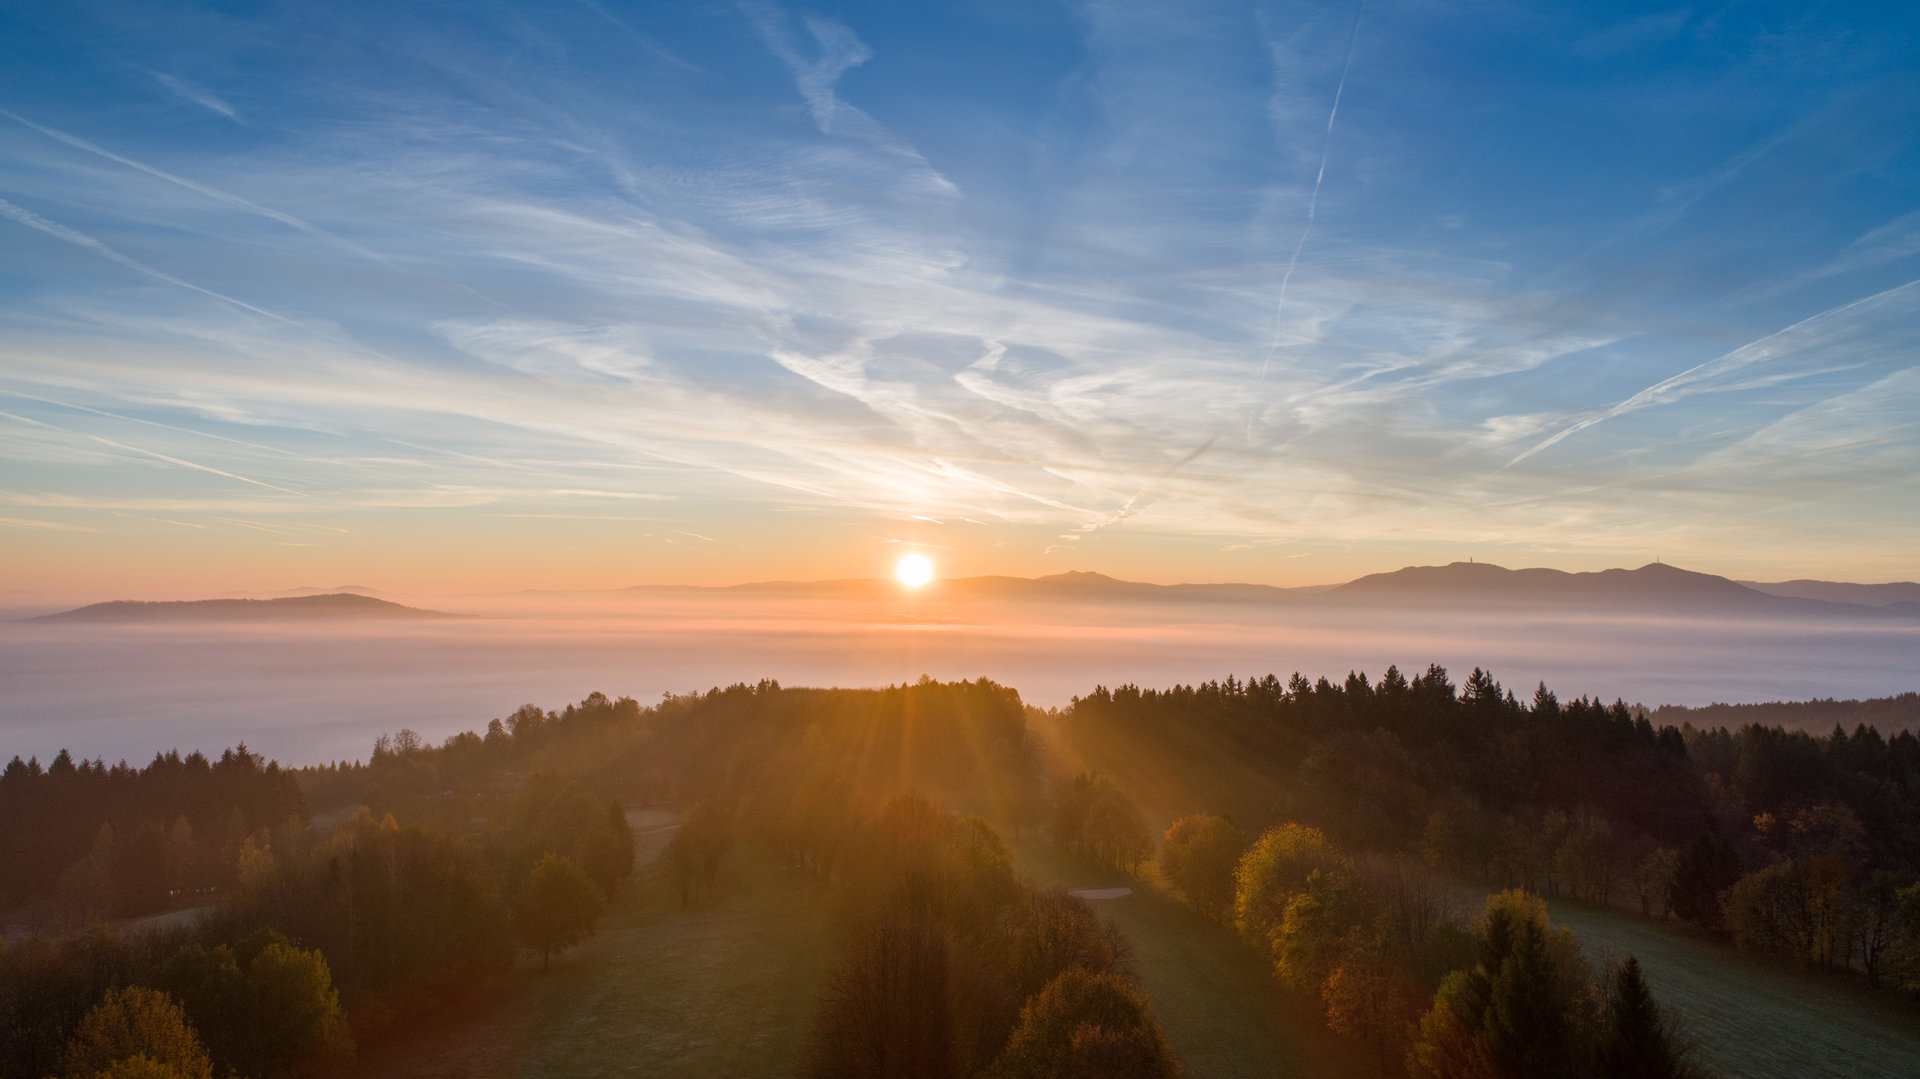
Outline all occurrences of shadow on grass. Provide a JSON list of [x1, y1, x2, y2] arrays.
[[1537, 896, 1920, 1079], [353, 808, 836, 1079]]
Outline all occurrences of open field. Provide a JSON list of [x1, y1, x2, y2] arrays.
[[355, 809, 1920, 1079], [354, 808, 836, 1079], [1012, 839, 1379, 1079], [1539, 897, 1920, 1079], [360, 817, 1372, 1078]]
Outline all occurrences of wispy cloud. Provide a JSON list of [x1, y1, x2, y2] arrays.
[[746, 7, 872, 136], [0, 196, 294, 324], [2, 110, 389, 264], [1510, 278, 1920, 466], [0, 0, 1916, 581], [151, 73, 239, 121]]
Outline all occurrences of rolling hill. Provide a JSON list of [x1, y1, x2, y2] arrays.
[[28, 593, 461, 623]]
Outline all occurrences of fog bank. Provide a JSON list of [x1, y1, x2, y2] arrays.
[[3, 592, 1915, 765]]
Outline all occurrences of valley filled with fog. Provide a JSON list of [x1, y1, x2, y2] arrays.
[[4, 589, 1915, 765]]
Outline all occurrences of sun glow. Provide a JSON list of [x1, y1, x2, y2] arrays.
[[895, 552, 935, 589]]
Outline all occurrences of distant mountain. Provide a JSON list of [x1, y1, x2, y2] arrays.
[[534, 563, 1913, 621], [1330, 561, 1886, 618], [29, 593, 461, 623], [1741, 579, 1920, 608]]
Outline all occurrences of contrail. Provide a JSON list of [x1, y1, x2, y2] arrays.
[[1247, 0, 1365, 439], [4, 109, 514, 311], [1506, 276, 1920, 467], [1, 109, 390, 265], [0, 196, 296, 325]]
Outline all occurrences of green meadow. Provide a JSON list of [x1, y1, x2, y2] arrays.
[[1540, 897, 1920, 1079]]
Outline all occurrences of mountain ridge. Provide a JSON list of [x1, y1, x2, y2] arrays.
[[1330, 561, 1888, 618], [27, 593, 461, 624], [609, 561, 1909, 620], [37, 564, 1916, 623]]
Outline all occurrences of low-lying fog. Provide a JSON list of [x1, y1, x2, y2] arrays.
[[3, 590, 1916, 766]]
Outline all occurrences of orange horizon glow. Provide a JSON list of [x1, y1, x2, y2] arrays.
[[9, 514, 1912, 611]]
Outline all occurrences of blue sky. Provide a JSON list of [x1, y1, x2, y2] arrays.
[[1, 0, 1917, 596]]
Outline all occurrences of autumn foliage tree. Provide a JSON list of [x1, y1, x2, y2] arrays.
[[1233, 823, 1346, 943], [1321, 931, 1427, 1072], [58, 987, 212, 1079], [990, 968, 1180, 1079], [1159, 814, 1243, 919]]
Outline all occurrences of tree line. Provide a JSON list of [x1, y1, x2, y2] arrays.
[[1154, 813, 1703, 1076], [0, 702, 642, 1077], [1056, 667, 1920, 999], [0, 677, 1041, 1077], [9, 668, 1919, 1076], [0, 746, 300, 920]]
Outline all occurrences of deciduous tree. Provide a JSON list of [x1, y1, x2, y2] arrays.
[[991, 968, 1179, 1079], [1159, 814, 1243, 919], [514, 853, 605, 968], [59, 987, 211, 1079]]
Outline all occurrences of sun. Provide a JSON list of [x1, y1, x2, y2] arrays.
[[895, 552, 935, 589]]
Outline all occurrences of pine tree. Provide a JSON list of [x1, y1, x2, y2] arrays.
[[1597, 957, 1691, 1079]]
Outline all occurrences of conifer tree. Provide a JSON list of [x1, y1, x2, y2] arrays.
[[1597, 957, 1694, 1079]]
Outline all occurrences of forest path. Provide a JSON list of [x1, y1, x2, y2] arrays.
[[1537, 896, 1920, 1079], [1011, 838, 1380, 1079]]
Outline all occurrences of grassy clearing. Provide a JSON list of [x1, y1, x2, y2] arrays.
[[353, 808, 836, 1079], [1537, 898, 1920, 1079], [1011, 838, 1379, 1079]]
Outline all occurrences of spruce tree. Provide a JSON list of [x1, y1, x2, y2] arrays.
[[1597, 957, 1686, 1079]]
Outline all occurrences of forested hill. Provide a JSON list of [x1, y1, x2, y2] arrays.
[[1652, 693, 1920, 735], [28, 593, 459, 622]]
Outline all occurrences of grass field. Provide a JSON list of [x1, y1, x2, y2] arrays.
[[353, 810, 1920, 1079], [354, 808, 837, 1079], [1011, 839, 1380, 1079], [360, 818, 1378, 1078], [1534, 897, 1920, 1079]]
